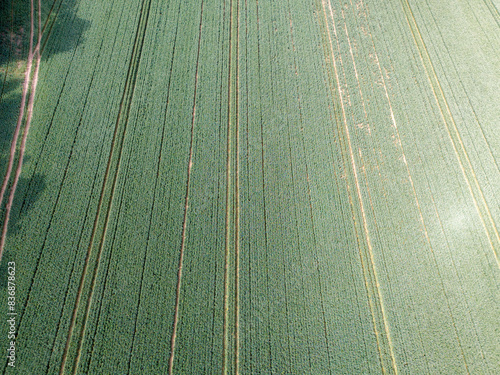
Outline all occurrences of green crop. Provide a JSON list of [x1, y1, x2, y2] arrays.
[[0, 0, 498, 373]]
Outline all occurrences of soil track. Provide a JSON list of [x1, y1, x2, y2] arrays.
[[0, 0, 41, 260]]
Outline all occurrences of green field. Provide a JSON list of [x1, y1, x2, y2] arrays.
[[0, 0, 499, 373]]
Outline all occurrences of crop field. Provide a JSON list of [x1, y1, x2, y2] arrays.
[[0, 0, 498, 374]]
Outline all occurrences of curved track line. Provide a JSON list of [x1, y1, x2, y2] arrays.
[[355, 1, 487, 371], [421, 0, 500, 174], [70, 5, 153, 372], [40, 0, 65, 54], [348, 1, 433, 366], [36, 2, 121, 372], [168, 2, 204, 373], [383, 45, 490, 368], [70, 13, 152, 375], [359, 3, 471, 370], [399, 0, 500, 267], [343, 4, 409, 371], [482, 0, 500, 28]]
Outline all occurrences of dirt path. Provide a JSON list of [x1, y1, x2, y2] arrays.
[[0, 0, 42, 260]]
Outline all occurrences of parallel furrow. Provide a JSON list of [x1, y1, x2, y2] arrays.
[[167, 1, 204, 373], [223, 0, 240, 372], [59, 1, 154, 373], [317, 0, 398, 373]]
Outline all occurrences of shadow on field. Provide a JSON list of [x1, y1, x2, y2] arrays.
[[0, 0, 88, 244], [0, 249, 13, 292], [0, 160, 45, 285], [1, 0, 91, 65], [1, 0, 91, 163], [5, 171, 46, 234]]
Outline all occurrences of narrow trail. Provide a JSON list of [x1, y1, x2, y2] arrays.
[[0, 1, 108, 373], [0, 0, 41, 260], [0, 0, 64, 278], [0, 0, 36, 241], [167, 2, 205, 373], [2, 0, 497, 373], [222, 0, 240, 372], [1, 2, 42, 252], [234, 0, 241, 370], [58, 1, 154, 373], [36, 2, 121, 373]]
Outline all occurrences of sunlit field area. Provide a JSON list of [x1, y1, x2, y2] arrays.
[[0, 0, 498, 373]]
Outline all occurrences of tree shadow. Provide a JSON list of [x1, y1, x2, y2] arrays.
[[0, 169, 45, 287], [1, 0, 91, 65], [39, 0, 92, 61], [0, 88, 23, 174], [0, 0, 89, 251], [0, 0, 29, 67], [5, 171, 46, 236]]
